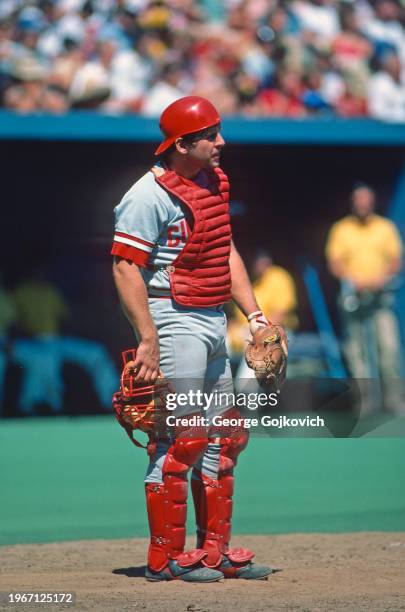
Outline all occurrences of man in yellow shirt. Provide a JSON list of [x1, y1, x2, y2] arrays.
[[231, 251, 297, 331], [326, 184, 404, 412]]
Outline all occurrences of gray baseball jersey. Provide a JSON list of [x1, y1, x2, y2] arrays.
[[112, 167, 197, 298]]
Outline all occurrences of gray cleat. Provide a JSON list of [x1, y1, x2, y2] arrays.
[[145, 560, 224, 582], [219, 557, 273, 580]]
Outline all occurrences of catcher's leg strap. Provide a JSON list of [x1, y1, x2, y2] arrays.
[[191, 408, 251, 568], [146, 430, 208, 572]]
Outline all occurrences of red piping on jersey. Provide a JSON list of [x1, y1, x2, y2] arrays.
[[114, 231, 154, 249], [111, 241, 149, 267], [153, 166, 232, 308]]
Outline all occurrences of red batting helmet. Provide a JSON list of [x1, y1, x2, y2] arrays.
[[154, 96, 221, 156]]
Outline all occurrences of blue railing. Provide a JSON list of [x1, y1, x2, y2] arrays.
[[1, 111, 405, 145]]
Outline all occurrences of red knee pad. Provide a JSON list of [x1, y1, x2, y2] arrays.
[[218, 429, 249, 471], [213, 408, 249, 473], [163, 434, 208, 476]]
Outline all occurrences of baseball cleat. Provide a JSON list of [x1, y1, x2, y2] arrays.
[[218, 557, 273, 580], [145, 560, 224, 582]]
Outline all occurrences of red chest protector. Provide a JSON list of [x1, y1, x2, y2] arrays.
[[153, 166, 232, 308]]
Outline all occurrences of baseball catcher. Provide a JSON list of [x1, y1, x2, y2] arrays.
[[111, 96, 288, 582]]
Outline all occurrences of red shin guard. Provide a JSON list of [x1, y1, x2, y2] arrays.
[[146, 432, 208, 572], [191, 471, 233, 567], [191, 410, 253, 568]]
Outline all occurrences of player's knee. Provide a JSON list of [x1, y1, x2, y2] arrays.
[[163, 435, 208, 475], [174, 436, 209, 465], [220, 428, 249, 465], [216, 407, 249, 472]]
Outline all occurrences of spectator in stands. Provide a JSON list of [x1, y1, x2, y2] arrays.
[[141, 61, 188, 116], [0, 16, 19, 79], [1, 0, 405, 119], [4, 54, 68, 112], [332, 4, 373, 71], [258, 67, 307, 116], [291, 0, 340, 41], [362, 0, 405, 60], [301, 68, 332, 113], [240, 25, 276, 87], [106, 34, 155, 110], [14, 6, 48, 65], [232, 69, 261, 116], [335, 78, 368, 117], [325, 183, 404, 413], [189, 33, 239, 114], [332, 2, 372, 96], [368, 51, 405, 122], [49, 38, 84, 93], [314, 50, 345, 107]]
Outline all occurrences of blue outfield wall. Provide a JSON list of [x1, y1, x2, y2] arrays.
[[1, 110, 405, 145]]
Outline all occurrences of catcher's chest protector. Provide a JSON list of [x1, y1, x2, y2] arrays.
[[154, 167, 232, 307]]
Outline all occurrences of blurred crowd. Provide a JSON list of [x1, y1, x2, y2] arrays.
[[1, 0, 405, 120]]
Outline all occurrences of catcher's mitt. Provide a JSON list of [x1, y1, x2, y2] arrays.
[[113, 349, 171, 448], [245, 325, 288, 390]]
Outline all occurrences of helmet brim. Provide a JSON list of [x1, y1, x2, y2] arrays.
[[154, 136, 177, 156], [154, 120, 221, 156]]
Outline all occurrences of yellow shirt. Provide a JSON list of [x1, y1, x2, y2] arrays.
[[325, 214, 403, 284], [12, 281, 68, 336], [235, 265, 298, 329]]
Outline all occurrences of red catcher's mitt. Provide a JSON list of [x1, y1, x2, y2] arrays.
[[113, 349, 172, 448], [245, 325, 288, 390]]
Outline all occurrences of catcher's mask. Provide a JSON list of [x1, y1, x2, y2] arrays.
[[113, 349, 172, 449], [120, 348, 158, 402]]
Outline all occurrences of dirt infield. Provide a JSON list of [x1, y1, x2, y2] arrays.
[[1, 533, 405, 612]]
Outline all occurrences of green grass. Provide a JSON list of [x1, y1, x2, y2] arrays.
[[1, 416, 404, 546]]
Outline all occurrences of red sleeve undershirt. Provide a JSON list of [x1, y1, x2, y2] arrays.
[[111, 242, 149, 267]]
